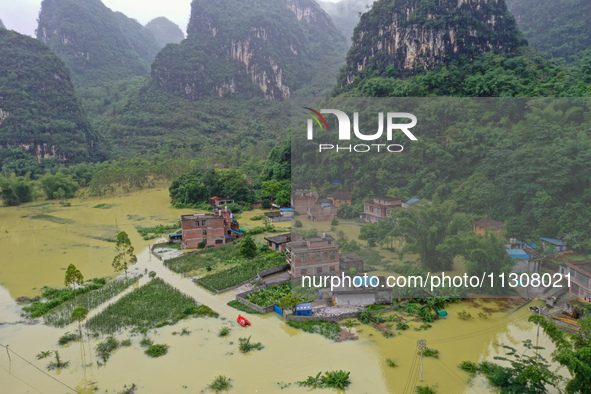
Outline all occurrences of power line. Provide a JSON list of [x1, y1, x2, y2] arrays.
[[403, 347, 418, 394], [0, 344, 78, 393]]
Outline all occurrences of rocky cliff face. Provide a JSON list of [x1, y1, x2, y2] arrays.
[[37, 0, 160, 87], [340, 0, 524, 85], [0, 29, 103, 163], [151, 0, 347, 101]]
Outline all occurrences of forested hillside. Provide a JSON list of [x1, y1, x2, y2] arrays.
[[37, 0, 160, 88], [0, 29, 104, 167], [291, 0, 591, 247], [506, 0, 591, 60], [145, 17, 185, 49]]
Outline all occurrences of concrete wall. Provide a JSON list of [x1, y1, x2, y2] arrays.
[[284, 304, 403, 322]]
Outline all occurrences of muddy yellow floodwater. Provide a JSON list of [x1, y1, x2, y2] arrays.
[[0, 189, 568, 393]]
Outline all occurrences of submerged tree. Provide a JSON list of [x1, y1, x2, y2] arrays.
[[112, 231, 137, 277], [64, 264, 84, 297]]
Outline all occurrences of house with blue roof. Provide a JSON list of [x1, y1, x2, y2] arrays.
[[540, 238, 568, 253], [506, 249, 540, 273]]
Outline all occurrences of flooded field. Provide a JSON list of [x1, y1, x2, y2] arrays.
[[0, 189, 567, 393]]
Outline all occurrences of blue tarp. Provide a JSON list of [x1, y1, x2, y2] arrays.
[[295, 303, 313, 316], [321, 203, 331, 208], [506, 249, 530, 259], [406, 198, 420, 204], [230, 229, 241, 235]]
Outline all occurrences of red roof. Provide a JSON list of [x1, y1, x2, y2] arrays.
[[211, 196, 222, 200]]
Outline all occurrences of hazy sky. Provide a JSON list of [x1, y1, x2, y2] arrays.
[[1, 0, 341, 37]]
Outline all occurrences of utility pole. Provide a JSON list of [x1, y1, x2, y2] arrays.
[[417, 339, 427, 382]]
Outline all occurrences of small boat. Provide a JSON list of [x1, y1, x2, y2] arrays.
[[528, 306, 540, 313], [237, 315, 251, 327]]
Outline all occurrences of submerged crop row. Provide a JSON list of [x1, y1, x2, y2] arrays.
[[43, 276, 141, 327], [85, 278, 218, 334]]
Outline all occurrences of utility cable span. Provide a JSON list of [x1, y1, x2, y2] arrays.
[[0, 344, 78, 393]]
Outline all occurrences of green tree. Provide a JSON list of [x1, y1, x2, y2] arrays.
[[239, 235, 258, 258], [529, 314, 591, 393], [392, 202, 470, 271], [71, 306, 87, 338], [64, 264, 84, 299], [112, 231, 137, 277]]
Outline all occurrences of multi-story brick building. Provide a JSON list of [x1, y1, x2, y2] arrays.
[[363, 196, 402, 223], [286, 235, 340, 277], [307, 204, 337, 222], [180, 206, 243, 249], [565, 261, 591, 301], [291, 191, 319, 214]]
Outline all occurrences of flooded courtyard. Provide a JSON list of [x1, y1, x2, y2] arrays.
[[0, 189, 566, 393]]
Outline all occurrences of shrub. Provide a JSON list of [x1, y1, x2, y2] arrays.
[[219, 326, 231, 337], [421, 348, 439, 359], [46, 351, 69, 370], [198, 242, 206, 249], [58, 332, 80, 346], [261, 199, 271, 209], [209, 375, 232, 392], [416, 385, 437, 394], [238, 336, 264, 353], [96, 336, 120, 361], [140, 338, 153, 348], [145, 344, 169, 358], [297, 370, 351, 389], [458, 310, 473, 320], [120, 339, 132, 347], [386, 358, 397, 368], [331, 219, 339, 226], [294, 220, 303, 228]]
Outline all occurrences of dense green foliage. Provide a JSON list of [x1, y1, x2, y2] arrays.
[[0, 174, 35, 206], [22, 278, 107, 318], [144, 17, 185, 49], [529, 314, 591, 393], [37, 0, 159, 88], [287, 321, 341, 341], [297, 370, 351, 389], [85, 278, 217, 333], [169, 168, 254, 207], [245, 283, 292, 307], [294, 95, 591, 248], [0, 29, 103, 165], [506, 0, 591, 60], [460, 340, 561, 393], [339, 49, 591, 97]]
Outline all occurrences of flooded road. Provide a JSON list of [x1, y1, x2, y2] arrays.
[[0, 189, 567, 393]]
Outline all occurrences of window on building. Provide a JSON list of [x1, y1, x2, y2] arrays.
[[202, 229, 207, 236], [202, 220, 207, 226], [194, 221, 200, 227], [316, 254, 322, 261], [316, 267, 322, 274], [302, 255, 307, 263], [275, 244, 279, 251], [330, 253, 335, 260], [215, 239, 223, 244], [329, 266, 336, 272], [301, 268, 307, 275], [575, 270, 589, 284]]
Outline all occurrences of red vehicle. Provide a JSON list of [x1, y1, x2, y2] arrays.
[[237, 315, 251, 327]]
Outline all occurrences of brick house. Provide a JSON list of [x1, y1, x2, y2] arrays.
[[363, 196, 402, 223], [307, 204, 337, 222], [565, 261, 591, 301], [332, 191, 352, 208], [286, 235, 340, 277], [474, 218, 505, 238], [264, 232, 302, 253], [291, 191, 319, 214], [180, 206, 243, 249]]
